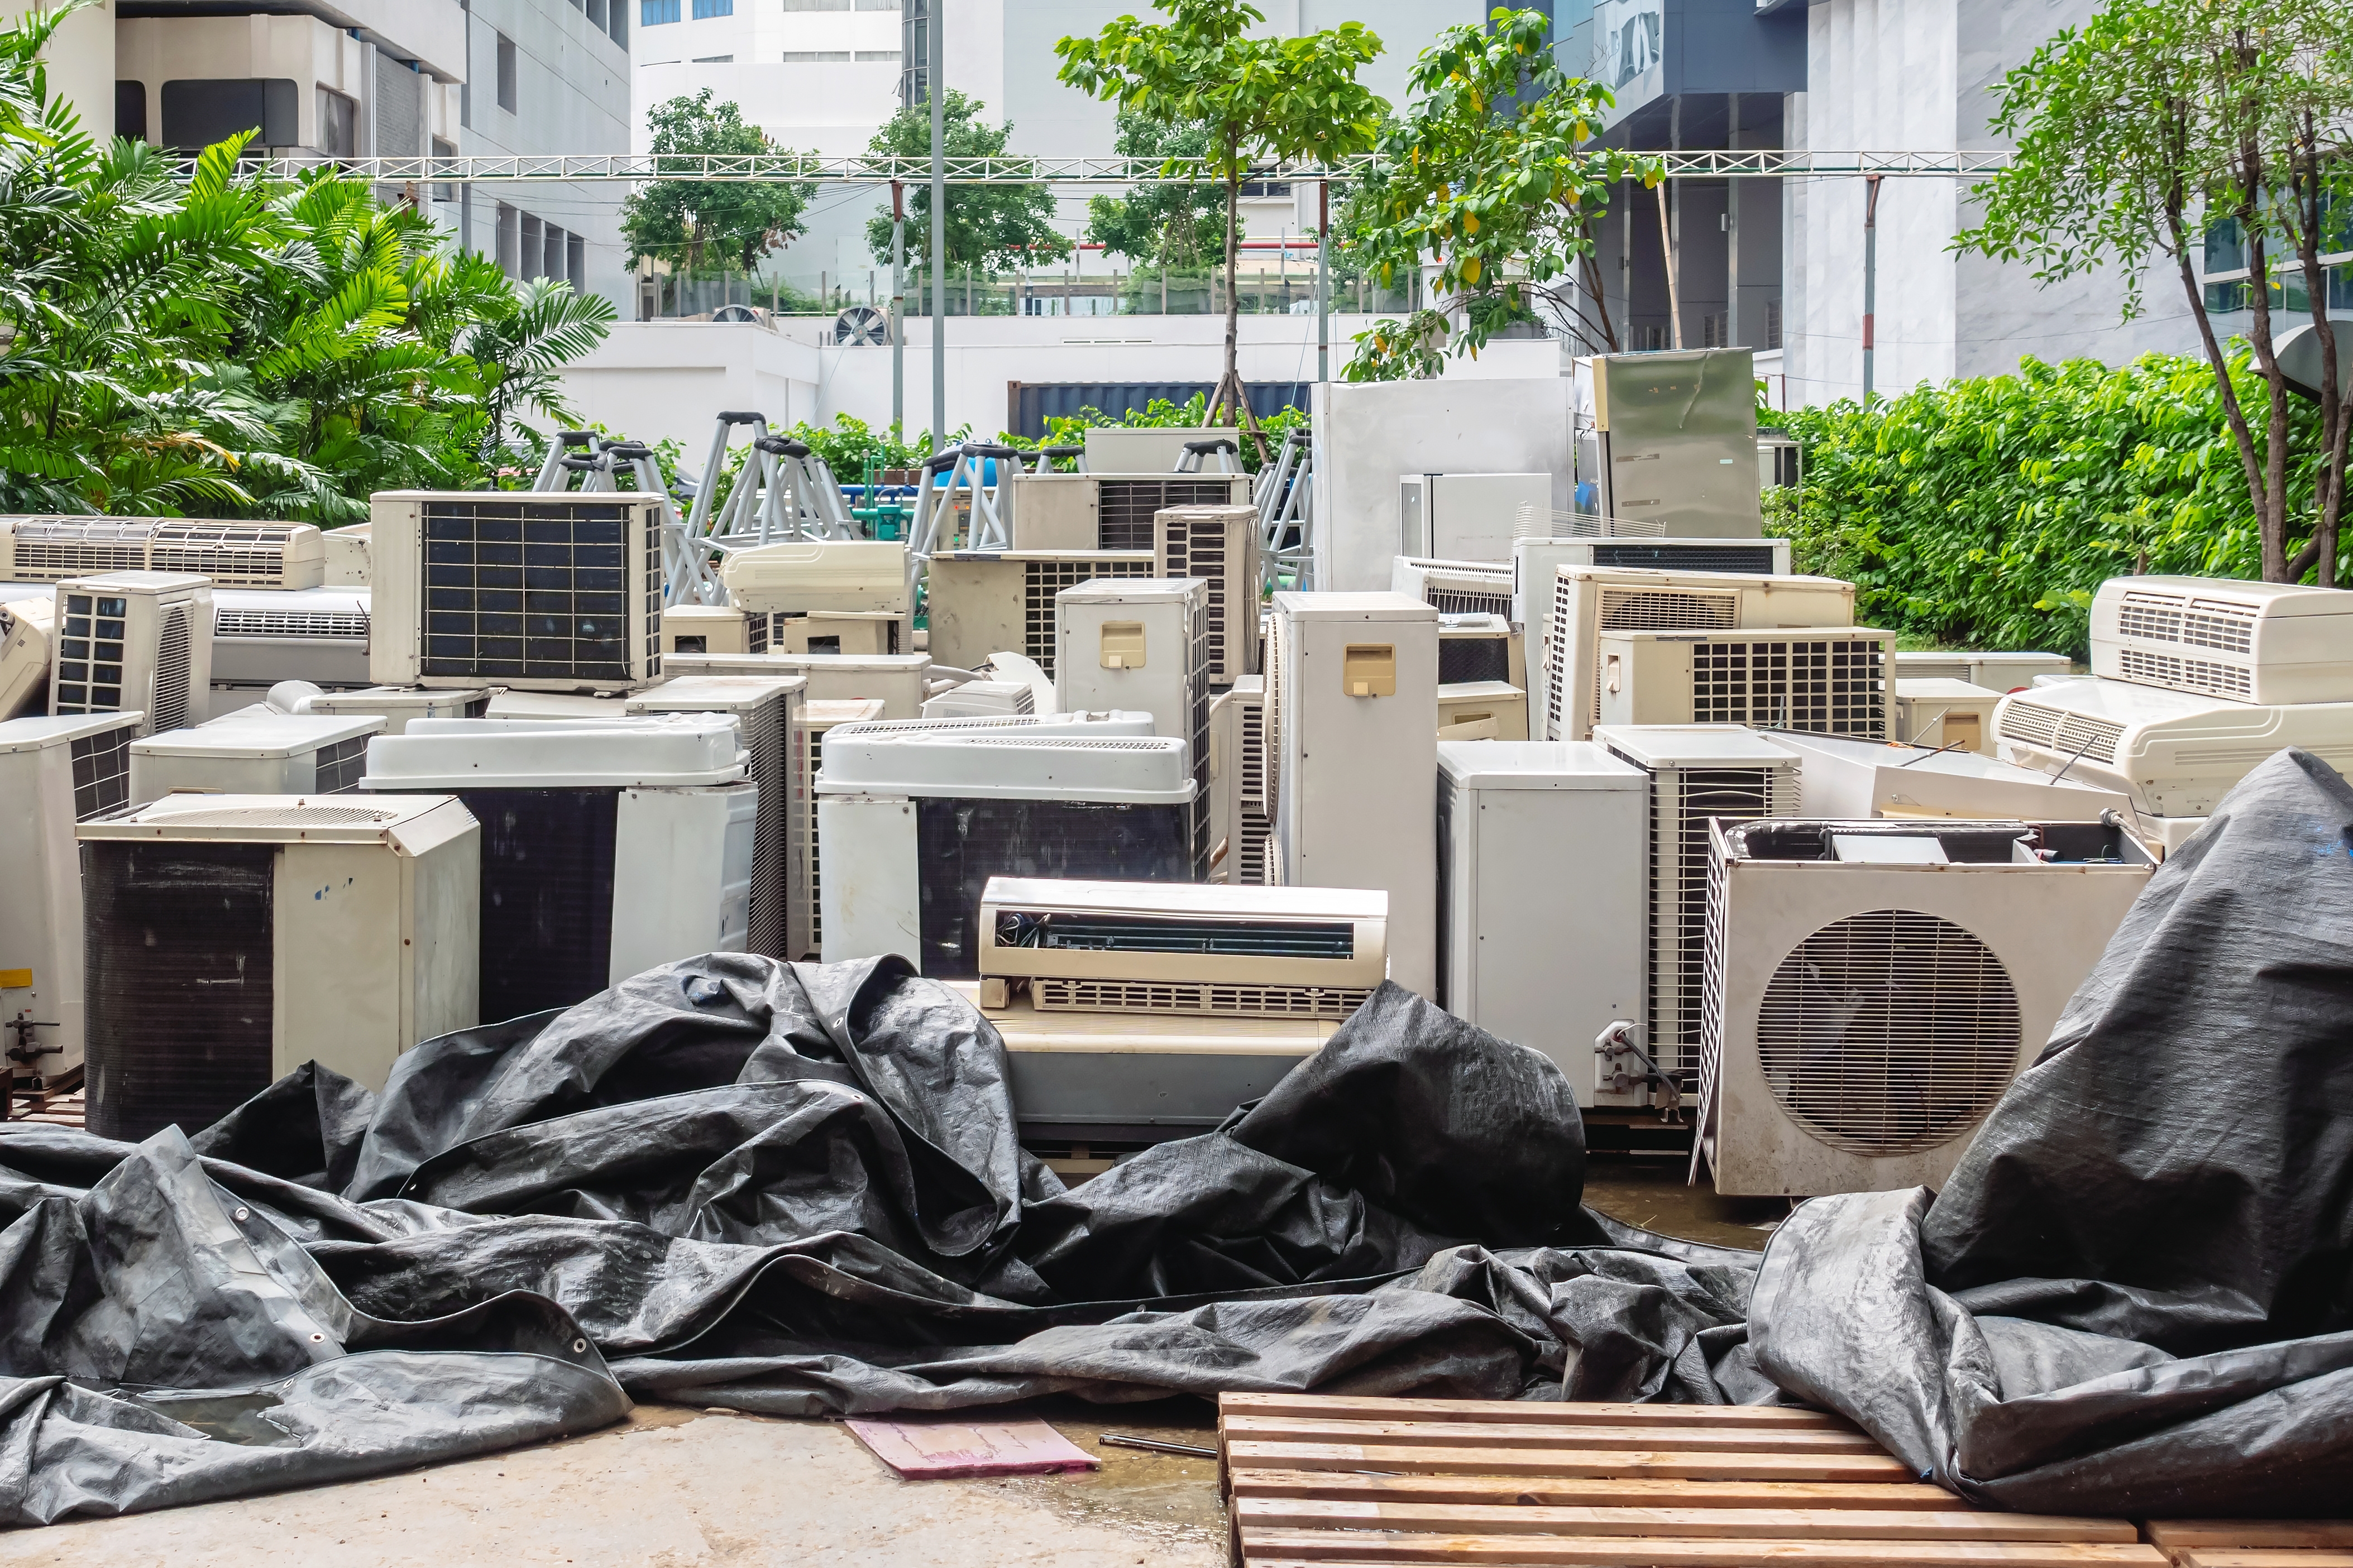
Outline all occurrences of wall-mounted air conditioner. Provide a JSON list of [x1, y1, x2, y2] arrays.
[[78, 792, 481, 1140], [663, 650, 932, 719], [1391, 557, 1517, 620], [1398, 473, 1549, 563], [1436, 681, 1528, 741], [1, 596, 51, 720], [1, 712, 139, 1087], [817, 732, 1198, 978], [362, 716, 754, 1021], [1768, 730, 2128, 822], [1596, 723, 1802, 1101], [628, 674, 806, 963], [1005, 473, 1251, 552], [722, 539, 911, 616], [1595, 627, 1893, 739], [1893, 649, 2070, 692], [130, 712, 383, 804], [1895, 678, 2001, 754], [1270, 591, 1440, 994], [662, 603, 755, 657], [792, 697, 888, 959], [925, 550, 1156, 677], [303, 685, 496, 736], [209, 586, 372, 689], [1701, 817, 2154, 1196], [51, 572, 213, 737], [370, 492, 665, 692], [1056, 576, 1211, 874], [1, 515, 326, 588], [2089, 574, 2353, 704]]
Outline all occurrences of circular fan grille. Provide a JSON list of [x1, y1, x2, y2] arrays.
[[1757, 909, 2021, 1155]]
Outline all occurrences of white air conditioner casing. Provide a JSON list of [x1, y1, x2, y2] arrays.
[[130, 712, 384, 804], [977, 876, 1387, 1019], [628, 674, 806, 962], [208, 586, 372, 689], [1083, 426, 1244, 474], [662, 651, 932, 720], [1154, 504, 1258, 682], [1006, 473, 1252, 553], [303, 684, 495, 735], [1270, 591, 1440, 995], [1, 596, 52, 721], [1768, 730, 2128, 822], [369, 492, 665, 692], [1596, 724, 1804, 1096], [1391, 557, 1517, 621], [51, 572, 213, 737], [1549, 566, 1856, 742], [1, 515, 326, 588], [1596, 627, 1893, 738], [2089, 574, 2353, 704], [1701, 817, 2155, 1196], [0, 712, 140, 1085], [792, 697, 888, 959], [1436, 681, 1529, 741], [1438, 742, 1644, 1104], [77, 793, 480, 1138], [723, 539, 911, 616], [1398, 473, 1549, 563], [1226, 675, 1270, 886], [925, 550, 1156, 677], [1057, 577, 1211, 874], [1992, 675, 2353, 817], [752, 611, 905, 657], [1893, 649, 2070, 692], [323, 522, 369, 587], [1895, 678, 2001, 754], [663, 603, 754, 658], [818, 733, 1197, 978], [922, 680, 1035, 719]]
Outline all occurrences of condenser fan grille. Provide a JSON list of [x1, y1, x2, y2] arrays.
[[1757, 908, 2022, 1154]]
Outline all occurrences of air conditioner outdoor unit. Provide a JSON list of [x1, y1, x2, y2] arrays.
[[302, 685, 496, 735], [792, 697, 888, 960], [662, 651, 932, 720], [1057, 577, 1211, 874], [977, 876, 1387, 1019], [721, 539, 911, 616], [922, 680, 1035, 719], [130, 712, 384, 804], [1768, 730, 2129, 822], [1270, 591, 1441, 994], [1893, 649, 2070, 692], [1005, 473, 1251, 552], [751, 611, 905, 657], [924, 550, 1156, 677], [2089, 574, 2353, 704], [817, 732, 1198, 979], [628, 674, 806, 962], [369, 492, 666, 692], [1436, 681, 1528, 741], [1223, 675, 1270, 886], [663, 603, 755, 657], [1595, 723, 1803, 1100], [1895, 678, 2001, 754], [1992, 675, 2353, 818], [323, 522, 369, 587], [0, 515, 327, 588], [1438, 612, 1526, 689], [1152, 503, 1259, 683], [1595, 627, 1893, 738], [1700, 816, 2155, 1196], [209, 586, 373, 689], [1437, 741, 1644, 1104], [1391, 557, 1517, 620], [78, 792, 481, 1140], [361, 716, 755, 1021], [1549, 566, 1857, 742], [0, 712, 139, 1087], [1398, 473, 1549, 563], [1, 596, 51, 720], [51, 571, 213, 737]]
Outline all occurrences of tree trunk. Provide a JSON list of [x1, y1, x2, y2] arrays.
[[1221, 161, 1240, 423]]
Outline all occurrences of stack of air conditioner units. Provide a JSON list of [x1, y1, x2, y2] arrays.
[[361, 716, 755, 1020], [1595, 626, 1893, 739], [628, 674, 806, 962], [1595, 724, 1802, 1104], [1895, 678, 2002, 754], [719, 539, 911, 656], [1546, 565, 1857, 742], [663, 650, 933, 720], [1269, 591, 1440, 994], [370, 492, 666, 692], [1437, 741, 1644, 1102], [1769, 730, 2127, 822], [1, 712, 140, 1089], [1391, 557, 1517, 620], [1, 596, 51, 720], [924, 550, 1156, 675], [1398, 473, 1549, 563], [1057, 577, 1211, 875], [1700, 816, 2154, 1196], [1005, 473, 1250, 552], [1894, 649, 2070, 691], [129, 711, 384, 804], [302, 685, 496, 735], [792, 697, 888, 960], [1, 516, 327, 587], [1152, 504, 1258, 683], [78, 792, 481, 1139], [51, 572, 213, 737], [817, 730, 1197, 977]]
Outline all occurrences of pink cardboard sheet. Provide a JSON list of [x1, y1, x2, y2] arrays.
[[843, 1415, 1102, 1479]]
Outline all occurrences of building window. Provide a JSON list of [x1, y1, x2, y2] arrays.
[[160, 78, 299, 150], [854, 0, 896, 9], [785, 51, 852, 62], [496, 202, 520, 276], [642, 0, 681, 21], [784, 0, 848, 8], [116, 81, 148, 141], [496, 32, 518, 112], [692, 0, 733, 15], [317, 88, 357, 156], [692, 55, 735, 63], [567, 232, 587, 294], [432, 136, 458, 201], [854, 51, 899, 63]]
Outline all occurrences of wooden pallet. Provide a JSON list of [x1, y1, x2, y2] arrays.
[[1217, 1393, 2167, 1567], [2146, 1522, 2353, 1568]]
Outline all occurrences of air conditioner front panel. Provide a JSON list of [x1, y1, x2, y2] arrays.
[[979, 879, 1386, 991], [609, 783, 758, 982], [722, 540, 911, 616], [1100, 477, 1246, 552], [1597, 628, 1892, 739], [2091, 576, 2353, 704], [451, 786, 618, 1022], [924, 552, 1153, 677], [1155, 504, 1257, 680]]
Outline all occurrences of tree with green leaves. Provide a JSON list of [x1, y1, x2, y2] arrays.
[[1058, 0, 1386, 436], [1955, 0, 2353, 584], [622, 90, 815, 275], [861, 92, 1070, 276], [1084, 114, 1228, 271], [1340, 8, 1657, 381]]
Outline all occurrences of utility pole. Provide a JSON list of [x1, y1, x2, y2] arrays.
[[929, 2, 946, 453], [1861, 173, 1883, 404], [891, 179, 905, 435], [1317, 179, 1330, 383]]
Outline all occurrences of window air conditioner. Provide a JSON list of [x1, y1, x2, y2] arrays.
[[51, 572, 213, 737], [1003, 473, 1251, 551], [0, 515, 326, 588], [663, 603, 755, 657], [721, 539, 911, 616], [817, 732, 1198, 978], [663, 650, 932, 719], [1767, 730, 2128, 822], [1700, 817, 2154, 1196], [1437, 741, 1645, 1104], [1056, 577, 1211, 874], [792, 697, 888, 959], [0, 712, 139, 1087], [1390, 556, 1517, 620], [1894, 678, 2001, 754], [1893, 649, 2070, 692], [1436, 681, 1529, 741], [924, 550, 1156, 677], [369, 492, 666, 692], [1152, 504, 1259, 682], [1398, 473, 1549, 563], [1, 596, 52, 720], [1595, 627, 1893, 738], [1549, 565, 1855, 742], [208, 586, 373, 689], [130, 712, 384, 804], [78, 792, 481, 1140], [2089, 574, 2353, 704], [1595, 723, 1803, 1099], [628, 675, 806, 962], [361, 716, 755, 1021]]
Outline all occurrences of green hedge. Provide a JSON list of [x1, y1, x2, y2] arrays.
[[1770, 352, 2325, 659]]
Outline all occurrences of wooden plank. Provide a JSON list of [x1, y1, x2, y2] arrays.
[[1238, 1530, 2169, 1566], [2146, 1524, 2353, 1552], [1224, 1440, 1915, 1483], [1222, 1417, 1885, 1455], [1235, 1498, 2141, 1543], [1227, 1471, 1967, 1512], [2171, 1555, 2353, 1568], [1219, 1393, 1854, 1430]]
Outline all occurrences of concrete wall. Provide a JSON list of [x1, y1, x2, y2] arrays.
[[4, 0, 114, 135], [554, 322, 822, 460]]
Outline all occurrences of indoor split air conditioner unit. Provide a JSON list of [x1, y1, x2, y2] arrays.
[[51, 572, 213, 737], [662, 603, 756, 658], [1152, 504, 1258, 682], [1056, 576, 1211, 873], [361, 716, 754, 1021], [208, 587, 374, 689], [1391, 557, 1517, 620], [1, 596, 51, 720], [1893, 649, 2071, 692], [301, 685, 496, 736], [2089, 574, 2353, 704], [129, 712, 383, 804], [0, 516, 327, 588], [1895, 678, 2002, 754], [78, 792, 481, 1140], [754, 612, 905, 658], [1004, 473, 1250, 552], [662, 650, 932, 720], [1595, 626, 1893, 739], [720, 539, 911, 616], [817, 732, 1198, 978], [1767, 730, 2128, 822], [0, 712, 139, 1087], [924, 550, 1156, 677], [1700, 817, 2154, 1196], [792, 697, 888, 960], [370, 492, 666, 692], [1398, 473, 1549, 563]]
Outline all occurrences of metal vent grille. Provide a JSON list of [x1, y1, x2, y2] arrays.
[[1756, 909, 2022, 1154], [745, 611, 771, 655], [1263, 614, 1286, 855], [4, 518, 304, 586], [1031, 976, 1372, 1019], [1160, 510, 1239, 680], [1548, 573, 1742, 739], [736, 693, 790, 959], [1683, 634, 1887, 737], [1235, 683, 1269, 886], [1185, 593, 1211, 877], [311, 735, 370, 794], [2116, 646, 2253, 701], [2116, 590, 2257, 655], [1995, 701, 2123, 764], [52, 588, 125, 716], [147, 521, 303, 587], [149, 804, 401, 827], [1439, 631, 1513, 687], [1001, 912, 1352, 957], [1592, 543, 1779, 574], [152, 605, 191, 733], [69, 723, 133, 819], [419, 498, 654, 682], [7, 520, 151, 581], [216, 608, 371, 640], [1097, 478, 1235, 552], [1021, 556, 1156, 673], [453, 785, 618, 1020]]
